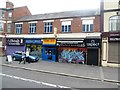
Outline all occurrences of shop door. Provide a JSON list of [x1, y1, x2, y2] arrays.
[[47, 48, 52, 60], [87, 48, 98, 66]]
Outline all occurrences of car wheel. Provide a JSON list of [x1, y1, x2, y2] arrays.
[[13, 57, 16, 61]]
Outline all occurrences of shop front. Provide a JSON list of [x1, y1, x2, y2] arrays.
[[42, 39, 56, 62], [6, 38, 25, 55], [25, 39, 42, 58], [57, 38, 101, 66], [85, 38, 101, 66], [57, 38, 87, 64], [102, 32, 120, 65]]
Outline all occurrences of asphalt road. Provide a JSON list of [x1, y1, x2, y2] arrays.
[[1, 66, 119, 89]]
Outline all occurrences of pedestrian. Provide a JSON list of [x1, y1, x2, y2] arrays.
[[26, 49, 30, 63], [19, 51, 24, 64]]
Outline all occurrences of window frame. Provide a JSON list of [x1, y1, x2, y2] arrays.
[[109, 15, 120, 32], [44, 22, 53, 33], [16, 24, 22, 34], [61, 21, 71, 33], [29, 23, 36, 34], [82, 19, 94, 32], [7, 23, 11, 33]]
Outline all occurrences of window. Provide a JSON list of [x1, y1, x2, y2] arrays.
[[0, 37, 2, 47], [82, 20, 93, 32], [109, 15, 120, 32], [29, 23, 36, 33], [16, 24, 22, 34], [0, 22, 4, 32], [44, 22, 52, 33], [7, 23, 11, 33], [62, 21, 71, 32], [8, 12, 12, 20]]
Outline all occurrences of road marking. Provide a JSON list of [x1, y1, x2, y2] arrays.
[[0, 73, 70, 88], [100, 67, 104, 82]]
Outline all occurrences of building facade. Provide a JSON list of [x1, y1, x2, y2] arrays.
[[0, 1, 31, 56], [6, 9, 101, 65], [102, 0, 120, 67]]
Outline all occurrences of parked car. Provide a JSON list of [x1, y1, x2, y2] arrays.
[[12, 51, 39, 62]]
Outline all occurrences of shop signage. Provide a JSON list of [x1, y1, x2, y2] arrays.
[[102, 32, 120, 42], [25, 39, 42, 44], [108, 37, 120, 42], [108, 33, 120, 42], [43, 39, 56, 44], [6, 38, 24, 46], [57, 42, 85, 47], [85, 39, 101, 48]]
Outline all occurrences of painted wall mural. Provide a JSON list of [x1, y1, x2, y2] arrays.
[[58, 47, 87, 64]]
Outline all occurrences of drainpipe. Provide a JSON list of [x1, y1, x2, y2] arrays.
[[100, 0, 104, 66]]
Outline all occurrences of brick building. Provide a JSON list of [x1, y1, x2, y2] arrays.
[[6, 9, 101, 66], [0, 1, 31, 55]]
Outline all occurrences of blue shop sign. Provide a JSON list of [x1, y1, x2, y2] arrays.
[[25, 39, 42, 44]]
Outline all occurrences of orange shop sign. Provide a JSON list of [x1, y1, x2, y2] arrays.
[[43, 39, 56, 44]]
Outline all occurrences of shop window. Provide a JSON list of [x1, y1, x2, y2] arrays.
[[29, 23, 36, 34], [109, 15, 120, 32], [82, 19, 93, 32], [16, 24, 22, 34], [44, 22, 52, 33], [62, 21, 71, 32]]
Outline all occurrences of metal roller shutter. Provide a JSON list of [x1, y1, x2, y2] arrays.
[[108, 42, 120, 64]]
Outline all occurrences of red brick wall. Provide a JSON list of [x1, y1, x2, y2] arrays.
[[71, 18, 82, 33], [53, 19, 61, 33], [94, 16, 101, 32], [13, 15, 101, 34], [12, 6, 31, 21], [22, 22, 29, 34], [37, 21, 44, 34]]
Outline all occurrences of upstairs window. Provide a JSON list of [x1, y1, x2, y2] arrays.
[[44, 22, 52, 33], [29, 23, 36, 34], [8, 12, 12, 20], [16, 24, 22, 34], [62, 21, 71, 32], [0, 37, 2, 47], [109, 15, 120, 32], [7, 23, 11, 33], [82, 19, 93, 32], [0, 22, 4, 32]]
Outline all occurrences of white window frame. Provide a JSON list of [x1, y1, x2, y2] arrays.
[[82, 19, 94, 32], [7, 23, 11, 33], [62, 21, 71, 32], [44, 22, 53, 33], [16, 24, 22, 34], [29, 23, 36, 34], [109, 15, 120, 32]]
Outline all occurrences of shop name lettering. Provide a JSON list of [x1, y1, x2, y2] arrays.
[[110, 38, 120, 41], [26, 40, 41, 43], [7, 39, 23, 45], [86, 40, 99, 47]]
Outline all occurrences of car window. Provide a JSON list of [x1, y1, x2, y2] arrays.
[[15, 52, 22, 55]]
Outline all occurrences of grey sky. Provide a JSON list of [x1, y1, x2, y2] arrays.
[[0, 0, 100, 15]]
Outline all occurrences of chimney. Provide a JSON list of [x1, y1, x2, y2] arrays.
[[6, 0, 14, 9]]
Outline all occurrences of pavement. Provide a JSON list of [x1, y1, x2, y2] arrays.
[[0, 56, 120, 84]]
